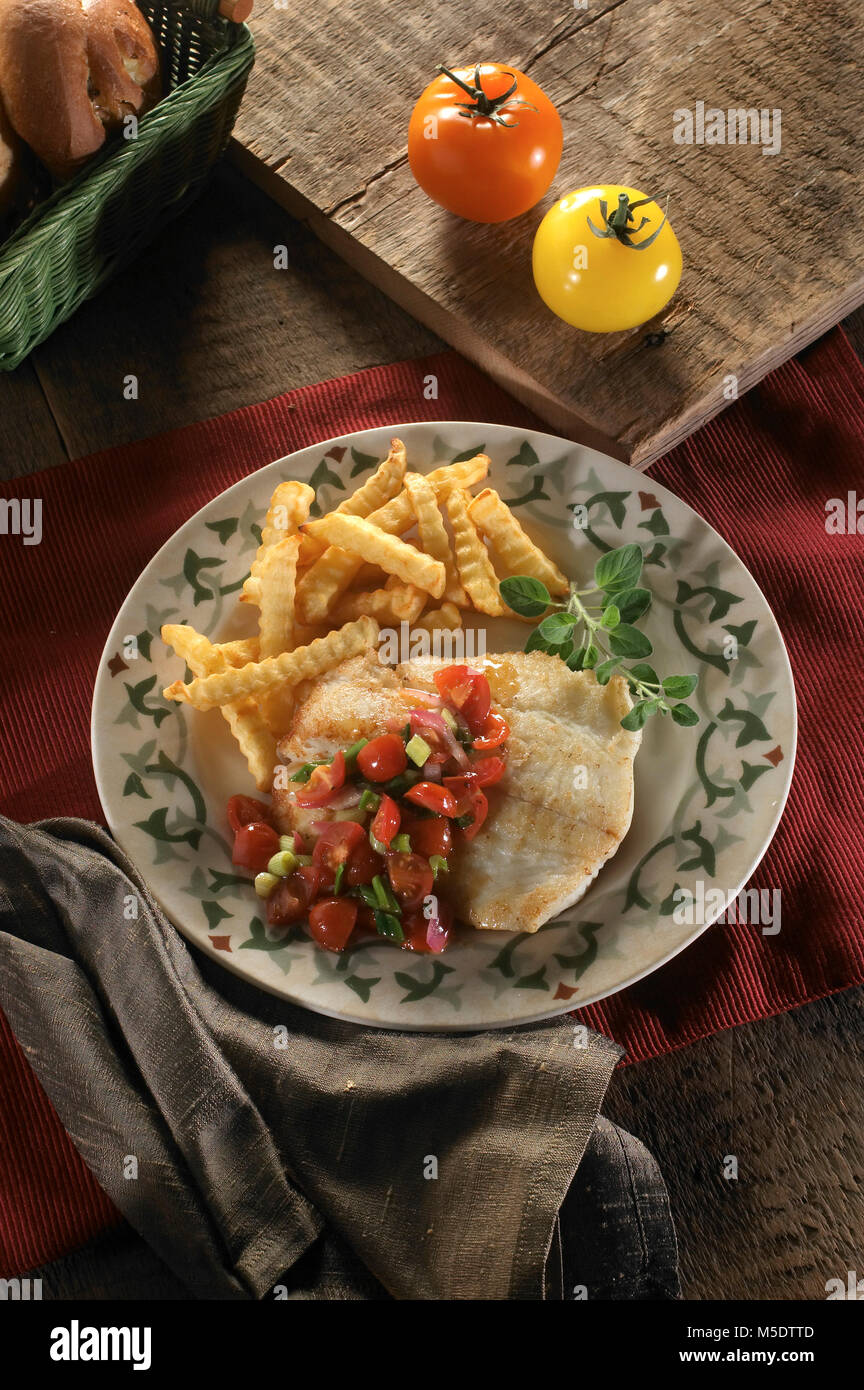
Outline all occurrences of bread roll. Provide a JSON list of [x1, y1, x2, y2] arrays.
[[0, 0, 161, 180], [0, 91, 21, 220]]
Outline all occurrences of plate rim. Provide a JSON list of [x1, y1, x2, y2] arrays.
[[91, 419, 798, 1032]]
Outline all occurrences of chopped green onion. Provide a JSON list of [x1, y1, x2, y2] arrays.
[[356, 885, 379, 909], [400, 722, 411, 741], [405, 733, 432, 767], [392, 833, 411, 853], [278, 835, 296, 853], [358, 788, 381, 814], [332, 808, 365, 823], [441, 707, 457, 732], [381, 768, 422, 796], [254, 871, 280, 899], [372, 874, 400, 915], [429, 855, 449, 878], [374, 909, 404, 942], [266, 850, 297, 878], [455, 813, 474, 830], [289, 760, 328, 783], [294, 853, 314, 867], [333, 863, 345, 895], [369, 830, 388, 855], [343, 738, 369, 768]]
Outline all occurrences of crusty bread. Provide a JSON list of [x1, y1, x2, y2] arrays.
[[0, 0, 161, 180], [0, 90, 21, 219]]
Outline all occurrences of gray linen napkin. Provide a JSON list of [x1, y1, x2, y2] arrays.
[[0, 815, 677, 1300]]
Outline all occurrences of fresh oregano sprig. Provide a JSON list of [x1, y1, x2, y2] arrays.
[[499, 544, 699, 731]]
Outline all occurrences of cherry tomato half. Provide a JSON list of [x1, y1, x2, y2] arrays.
[[227, 794, 272, 833], [472, 711, 509, 751], [386, 852, 434, 911], [232, 821, 280, 873], [356, 734, 408, 783], [443, 777, 489, 839], [267, 865, 320, 926], [471, 756, 506, 787], [308, 897, 358, 952], [346, 838, 386, 887], [312, 821, 366, 873], [461, 789, 488, 841], [433, 666, 491, 735], [532, 185, 683, 333], [401, 897, 455, 953], [371, 793, 401, 848], [295, 750, 346, 808], [408, 63, 562, 223], [404, 781, 458, 817], [404, 814, 453, 860]]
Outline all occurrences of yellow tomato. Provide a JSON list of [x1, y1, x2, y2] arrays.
[[532, 185, 682, 333]]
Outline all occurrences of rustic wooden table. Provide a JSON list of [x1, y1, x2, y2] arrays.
[[0, 164, 861, 1300], [232, 0, 864, 465]]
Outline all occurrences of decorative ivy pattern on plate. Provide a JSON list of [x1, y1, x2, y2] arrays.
[[92, 423, 796, 1031]]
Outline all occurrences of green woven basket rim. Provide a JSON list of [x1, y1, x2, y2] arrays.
[[0, 21, 254, 275]]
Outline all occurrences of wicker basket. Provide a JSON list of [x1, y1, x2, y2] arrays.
[[0, 0, 254, 371]]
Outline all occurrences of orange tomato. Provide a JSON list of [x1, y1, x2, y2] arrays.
[[408, 63, 562, 223]]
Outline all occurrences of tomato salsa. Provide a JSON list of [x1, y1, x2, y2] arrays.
[[226, 666, 508, 954]]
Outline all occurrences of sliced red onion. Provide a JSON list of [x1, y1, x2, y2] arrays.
[[292, 832, 307, 854], [426, 915, 449, 953], [410, 708, 470, 770], [422, 761, 442, 782], [321, 785, 362, 810]]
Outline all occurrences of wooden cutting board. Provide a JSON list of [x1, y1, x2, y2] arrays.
[[229, 0, 864, 467]]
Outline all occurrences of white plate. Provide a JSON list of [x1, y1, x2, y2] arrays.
[[92, 422, 796, 1031]]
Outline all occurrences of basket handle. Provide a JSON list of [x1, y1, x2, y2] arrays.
[[219, 0, 253, 18]]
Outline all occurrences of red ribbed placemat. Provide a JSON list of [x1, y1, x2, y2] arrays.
[[1, 336, 862, 1276]]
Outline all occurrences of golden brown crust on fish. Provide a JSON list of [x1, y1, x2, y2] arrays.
[[271, 648, 641, 931]]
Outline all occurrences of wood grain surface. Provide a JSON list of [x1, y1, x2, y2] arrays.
[[0, 167, 439, 471], [230, 0, 864, 465], [605, 989, 864, 1299], [0, 166, 861, 1301]]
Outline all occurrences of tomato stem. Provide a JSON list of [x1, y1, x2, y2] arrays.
[[437, 64, 536, 128], [586, 192, 670, 250]]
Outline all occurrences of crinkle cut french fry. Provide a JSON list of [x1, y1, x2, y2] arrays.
[[161, 624, 276, 790], [293, 456, 488, 623], [297, 438, 407, 566], [301, 513, 446, 598], [427, 453, 490, 494], [215, 637, 260, 667], [242, 480, 314, 604], [332, 583, 426, 626], [445, 489, 507, 617], [257, 535, 300, 659], [413, 602, 463, 634], [261, 480, 315, 546], [403, 471, 466, 604], [294, 544, 365, 624], [469, 487, 568, 595], [160, 624, 220, 675], [163, 616, 379, 711], [223, 698, 279, 791]]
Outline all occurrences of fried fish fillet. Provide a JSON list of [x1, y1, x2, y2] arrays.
[[272, 649, 641, 932], [399, 652, 641, 932]]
